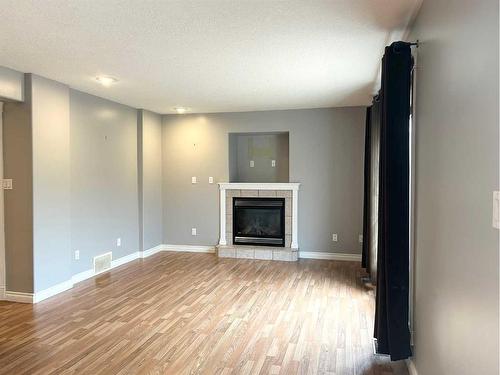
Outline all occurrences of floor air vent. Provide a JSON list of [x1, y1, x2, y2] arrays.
[[94, 252, 112, 274]]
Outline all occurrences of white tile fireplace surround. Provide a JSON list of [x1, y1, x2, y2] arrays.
[[217, 183, 300, 261]]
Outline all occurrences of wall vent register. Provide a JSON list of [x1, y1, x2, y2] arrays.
[[233, 197, 285, 246], [93, 252, 112, 274]]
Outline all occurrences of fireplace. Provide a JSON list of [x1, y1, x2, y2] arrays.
[[233, 197, 285, 247]]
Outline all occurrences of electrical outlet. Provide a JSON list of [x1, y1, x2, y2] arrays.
[[332, 233, 338, 242], [191, 176, 197, 184], [191, 228, 197, 236], [250, 160, 255, 168], [208, 176, 214, 184], [359, 234, 363, 243], [116, 238, 121, 247], [271, 160, 276, 167], [74, 250, 80, 260]]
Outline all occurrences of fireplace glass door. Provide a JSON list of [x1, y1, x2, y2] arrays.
[[233, 197, 285, 246]]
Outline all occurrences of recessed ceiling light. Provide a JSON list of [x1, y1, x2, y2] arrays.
[[95, 76, 118, 87], [174, 107, 188, 114]]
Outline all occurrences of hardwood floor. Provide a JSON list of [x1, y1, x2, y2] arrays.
[[0, 252, 407, 375]]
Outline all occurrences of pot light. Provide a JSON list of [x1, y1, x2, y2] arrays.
[[174, 107, 188, 114], [95, 76, 118, 87]]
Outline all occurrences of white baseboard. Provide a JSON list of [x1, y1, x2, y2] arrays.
[[299, 251, 361, 261], [406, 359, 418, 375], [1, 244, 200, 304], [31, 245, 162, 303], [141, 244, 164, 258], [71, 245, 163, 285], [112, 251, 140, 268], [4, 291, 34, 303], [34, 279, 73, 303], [163, 244, 215, 253], [1, 246, 359, 304], [0, 286, 4, 300], [71, 268, 95, 284], [34, 253, 139, 303]]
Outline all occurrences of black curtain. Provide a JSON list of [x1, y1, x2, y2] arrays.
[[362, 97, 382, 282], [374, 41, 413, 361], [361, 107, 372, 270], [369, 97, 381, 280]]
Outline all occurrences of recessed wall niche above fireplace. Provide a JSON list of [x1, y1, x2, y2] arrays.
[[228, 132, 289, 183], [217, 182, 300, 261], [233, 197, 285, 247]]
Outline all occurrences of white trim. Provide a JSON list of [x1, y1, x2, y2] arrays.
[[72, 244, 211, 287], [3, 247, 361, 304], [111, 251, 139, 268], [33, 279, 73, 303], [141, 244, 163, 258], [291, 188, 299, 249], [219, 188, 227, 245], [218, 182, 300, 191], [71, 269, 95, 284], [71, 245, 163, 285], [406, 359, 418, 375], [4, 245, 213, 303], [299, 251, 362, 262], [4, 291, 34, 303], [163, 244, 215, 253], [0, 286, 4, 300]]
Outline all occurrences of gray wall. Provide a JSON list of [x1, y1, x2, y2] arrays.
[[3, 75, 33, 293], [229, 132, 289, 183], [0, 66, 24, 102], [31, 75, 71, 292], [70, 90, 139, 274], [138, 110, 163, 251], [162, 107, 365, 253], [2, 70, 162, 292], [410, 1, 499, 374]]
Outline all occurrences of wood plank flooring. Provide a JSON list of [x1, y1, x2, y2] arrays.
[[0, 252, 408, 375]]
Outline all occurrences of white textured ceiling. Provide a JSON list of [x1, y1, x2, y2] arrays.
[[0, 0, 421, 114]]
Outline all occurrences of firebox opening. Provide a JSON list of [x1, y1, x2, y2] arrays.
[[233, 197, 285, 247]]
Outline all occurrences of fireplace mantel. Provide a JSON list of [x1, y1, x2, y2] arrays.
[[218, 182, 300, 191], [218, 182, 300, 250]]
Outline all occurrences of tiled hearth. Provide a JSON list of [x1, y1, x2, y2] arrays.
[[218, 245, 298, 262], [217, 183, 300, 262]]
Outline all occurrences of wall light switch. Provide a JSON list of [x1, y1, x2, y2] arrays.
[[493, 191, 500, 229], [332, 233, 338, 242], [2, 179, 13, 190], [116, 238, 121, 247], [271, 160, 276, 167], [191, 228, 197, 236], [191, 176, 197, 184], [74, 250, 80, 260], [250, 160, 255, 168], [359, 234, 363, 243], [208, 176, 214, 184]]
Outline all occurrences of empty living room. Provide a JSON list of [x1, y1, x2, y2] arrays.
[[0, 1, 498, 374]]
